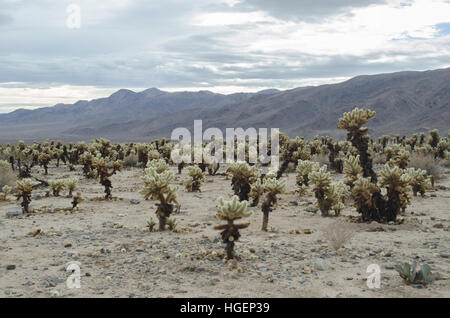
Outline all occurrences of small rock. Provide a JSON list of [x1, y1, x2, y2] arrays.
[[130, 199, 140, 205], [6, 208, 23, 217], [384, 264, 395, 270], [326, 281, 334, 286], [305, 207, 318, 213], [439, 253, 449, 259], [433, 223, 444, 229], [314, 258, 331, 271]]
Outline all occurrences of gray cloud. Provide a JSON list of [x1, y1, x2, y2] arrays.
[[236, 0, 388, 21]]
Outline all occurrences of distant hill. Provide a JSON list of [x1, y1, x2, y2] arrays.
[[0, 68, 449, 142]]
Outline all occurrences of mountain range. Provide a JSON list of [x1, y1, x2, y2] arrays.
[[0, 68, 449, 142]]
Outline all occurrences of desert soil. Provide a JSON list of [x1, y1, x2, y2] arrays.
[[0, 163, 449, 298]]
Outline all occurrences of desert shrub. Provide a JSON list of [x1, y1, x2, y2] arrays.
[[310, 153, 330, 169], [408, 152, 442, 180], [123, 152, 139, 167], [322, 220, 355, 251], [214, 196, 252, 259], [0, 160, 16, 189]]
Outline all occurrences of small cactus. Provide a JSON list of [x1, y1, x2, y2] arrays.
[[214, 196, 252, 259]]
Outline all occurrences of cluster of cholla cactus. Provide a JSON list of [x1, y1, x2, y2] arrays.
[[276, 135, 311, 178], [14, 178, 39, 214], [352, 165, 412, 222], [140, 159, 179, 231], [404, 168, 431, 197], [48, 179, 66, 197], [309, 166, 350, 217], [184, 165, 205, 192], [226, 162, 258, 201], [296, 159, 320, 195], [343, 155, 363, 188], [337, 108, 378, 183], [214, 196, 252, 259]]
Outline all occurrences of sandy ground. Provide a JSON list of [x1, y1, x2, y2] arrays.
[[0, 163, 449, 298]]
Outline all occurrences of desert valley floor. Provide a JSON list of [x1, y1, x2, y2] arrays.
[[0, 163, 449, 298]]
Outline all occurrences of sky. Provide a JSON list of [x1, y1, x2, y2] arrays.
[[0, 0, 450, 113]]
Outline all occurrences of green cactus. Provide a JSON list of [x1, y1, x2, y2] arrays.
[[395, 261, 438, 286]]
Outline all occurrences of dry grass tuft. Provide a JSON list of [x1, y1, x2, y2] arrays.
[[408, 152, 443, 179], [322, 220, 355, 251]]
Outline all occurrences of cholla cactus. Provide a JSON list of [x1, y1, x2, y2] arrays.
[[380, 165, 411, 218], [309, 166, 349, 217], [261, 177, 286, 231], [48, 179, 66, 197], [14, 178, 38, 214], [337, 107, 377, 182], [388, 149, 410, 169], [146, 158, 170, 173], [92, 158, 123, 199], [404, 168, 430, 197], [352, 176, 380, 221], [65, 178, 78, 196], [249, 179, 265, 207], [352, 165, 412, 222], [71, 192, 84, 210], [296, 159, 320, 187], [140, 167, 179, 231], [213, 196, 252, 259], [343, 155, 363, 188], [184, 165, 205, 192], [226, 162, 257, 201], [79, 152, 95, 178], [0, 185, 12, 201]]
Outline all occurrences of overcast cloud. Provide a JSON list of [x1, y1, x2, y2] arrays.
[[0, 0, 449, 112]]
